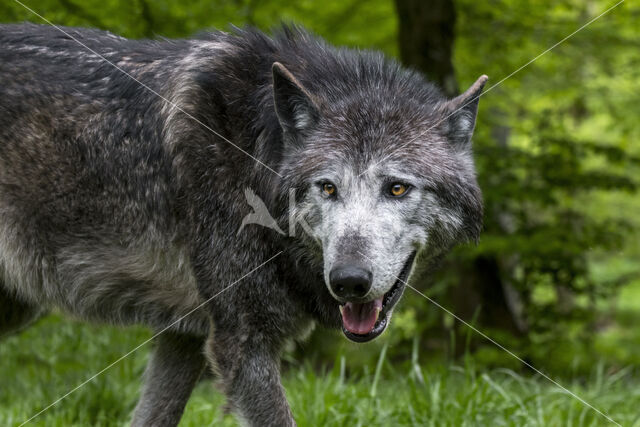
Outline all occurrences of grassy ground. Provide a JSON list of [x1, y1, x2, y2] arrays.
[[1, 315, 639, 426]]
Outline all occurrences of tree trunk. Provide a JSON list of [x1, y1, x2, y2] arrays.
[[394, 0, 458, 97]]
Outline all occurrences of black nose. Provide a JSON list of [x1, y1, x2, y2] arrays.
[[329, 266, 372, 299]]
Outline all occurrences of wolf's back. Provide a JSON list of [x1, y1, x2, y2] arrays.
[[0, 23, 186, 254], [0, 24, 210, 330]]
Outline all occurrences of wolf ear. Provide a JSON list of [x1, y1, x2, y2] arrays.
[[272, 62, 320, 135], [442, 75, 488, 147]]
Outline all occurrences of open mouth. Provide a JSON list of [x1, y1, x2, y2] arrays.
[[340, 251, 417, 343]]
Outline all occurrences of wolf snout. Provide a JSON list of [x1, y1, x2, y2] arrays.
[[329, 265, 372, 300]]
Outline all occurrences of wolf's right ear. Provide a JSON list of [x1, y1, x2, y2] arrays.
[[272, 62, 320, 136]]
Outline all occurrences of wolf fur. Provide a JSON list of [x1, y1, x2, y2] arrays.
[[0, 23, 486, 426]]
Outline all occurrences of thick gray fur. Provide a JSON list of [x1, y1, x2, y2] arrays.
[[131, 332, 206, 426], [0, 23, 486, 426]]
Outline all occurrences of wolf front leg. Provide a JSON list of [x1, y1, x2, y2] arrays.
[[131, 331, 207, 427], [210, 329, 296, 427]]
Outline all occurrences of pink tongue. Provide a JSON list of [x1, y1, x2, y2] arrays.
[[341, 298, 383, 335]]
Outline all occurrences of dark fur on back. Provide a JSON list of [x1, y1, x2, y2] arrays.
[[0, 23, 484, 426]]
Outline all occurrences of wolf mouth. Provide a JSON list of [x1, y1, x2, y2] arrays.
[[341, 251, 417, 343]]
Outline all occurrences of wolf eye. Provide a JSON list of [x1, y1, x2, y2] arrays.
[[389, 183, 410, 197], [322, 182, 336, 197]]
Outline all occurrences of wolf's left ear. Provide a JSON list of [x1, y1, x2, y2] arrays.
[[441, 75, 488, 147], [272, 62, 320, 136]]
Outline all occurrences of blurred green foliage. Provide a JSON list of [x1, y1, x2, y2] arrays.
[[1, 0, 639, 373], [427, 0, 640, 369]]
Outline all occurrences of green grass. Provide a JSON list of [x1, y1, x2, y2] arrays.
[[1, 315, 640, 426]]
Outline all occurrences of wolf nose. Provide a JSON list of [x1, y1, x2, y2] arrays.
[[329, 266, 372, 300]]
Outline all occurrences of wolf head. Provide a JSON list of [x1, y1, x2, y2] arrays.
[[272, 59, 486, 343]]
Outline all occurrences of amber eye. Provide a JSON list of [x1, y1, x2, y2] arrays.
[[390, 183, 409, 197], [322, 183, 336, 196]]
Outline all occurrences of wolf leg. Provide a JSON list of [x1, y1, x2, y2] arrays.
[[0, 286, 45, 338], [210, 330, 295, 427], [131, 331, 206, 427]]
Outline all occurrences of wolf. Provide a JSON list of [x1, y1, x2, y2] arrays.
[[0, 22, 486, 426]]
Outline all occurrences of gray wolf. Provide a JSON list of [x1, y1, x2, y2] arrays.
[[0, 23, 486, 426]]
